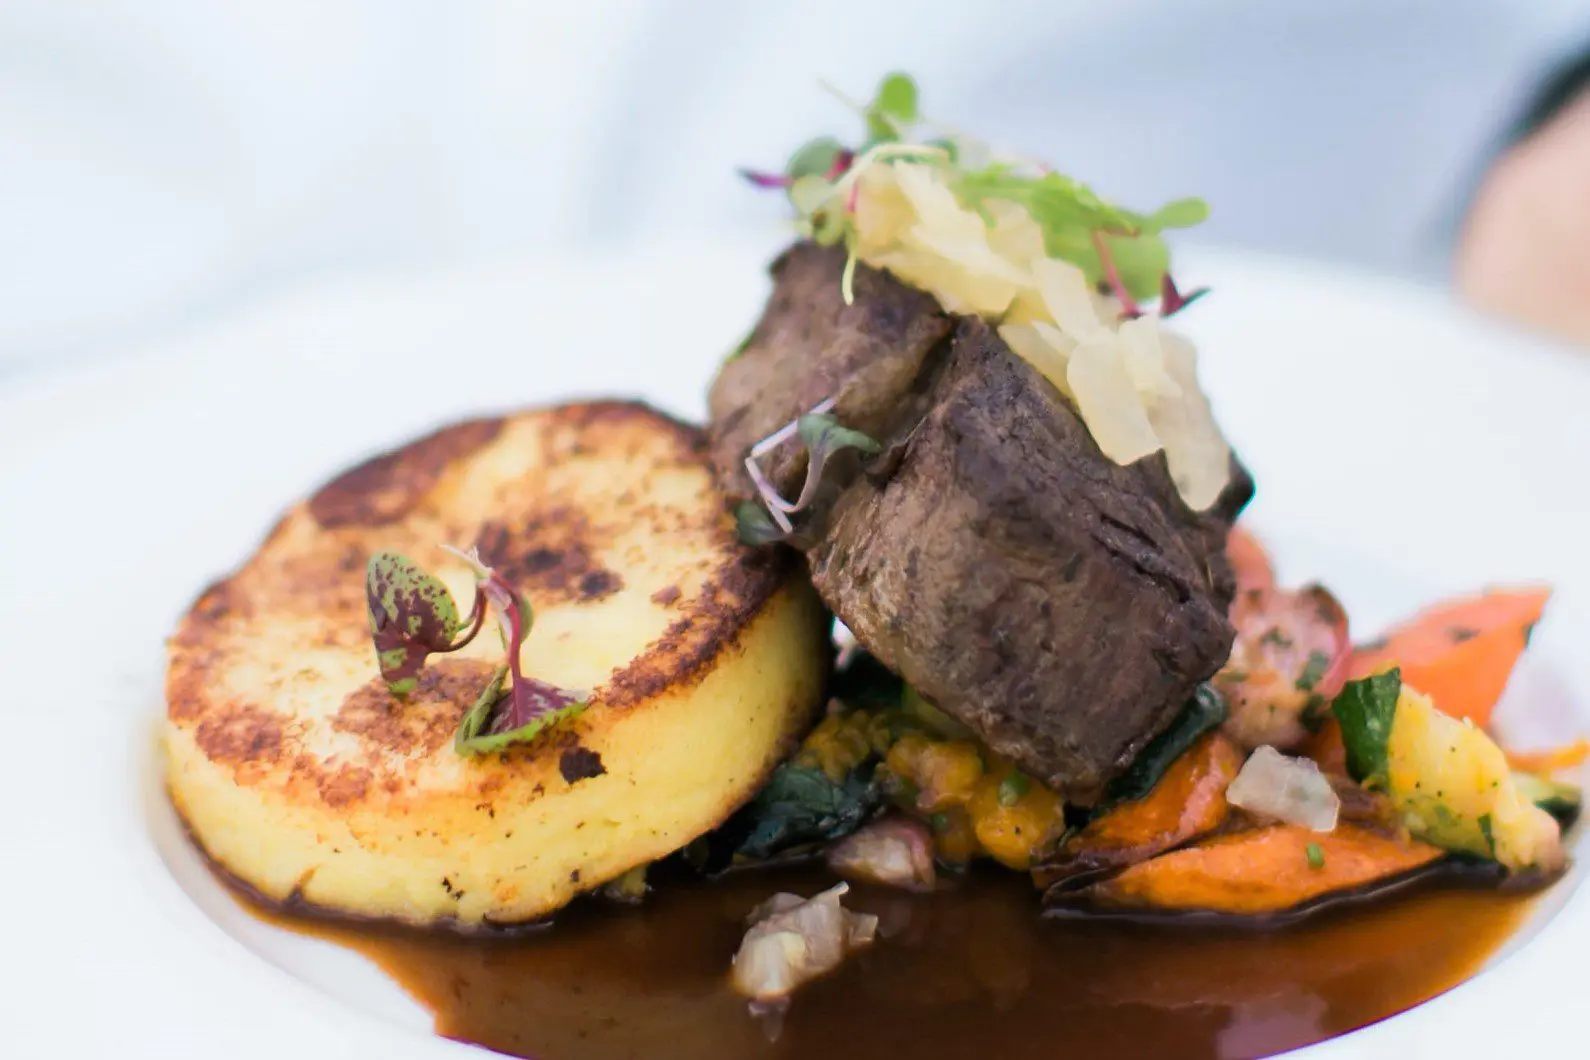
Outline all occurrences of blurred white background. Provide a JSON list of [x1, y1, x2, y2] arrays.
[[3, 0, 1587, 376]]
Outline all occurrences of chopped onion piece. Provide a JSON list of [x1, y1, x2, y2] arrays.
[[826, 816, 937, 892], [1227, 745, 1341, 832], [731, 883, 879, 1008]]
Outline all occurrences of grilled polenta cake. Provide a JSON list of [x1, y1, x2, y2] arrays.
[[165, 402, 828, 930]]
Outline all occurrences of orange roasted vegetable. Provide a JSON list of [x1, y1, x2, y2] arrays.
[[1060, 823, 1443, 917], [1349, 587, 1550, 727], [1505, 738, 1590, 774], [1300, 719, 1349, 775], [1034, 733, 1242, 890]]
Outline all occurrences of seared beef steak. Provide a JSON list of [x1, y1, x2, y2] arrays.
[[708, 244, 1252, 803]]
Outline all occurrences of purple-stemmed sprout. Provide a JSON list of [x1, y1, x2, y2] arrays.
[[1091, 230, 1144, 320], [734, 398, 881, 548], [440, 545, 588, 756], [1158, 273, 1210, 317], [365, 546, 585, 755]]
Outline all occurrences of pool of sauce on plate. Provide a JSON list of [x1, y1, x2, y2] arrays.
[[246, 865, 1533, 1060]]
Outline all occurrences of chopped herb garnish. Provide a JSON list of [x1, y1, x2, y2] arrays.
[[1331, 669, 1402, 788], [1259, 627, 1294, 649], [999, 772, 1031, 807], [928, 812, 951, 834], [1296, 650, 1332, 693], [1305, 843, 1326, 870], [1478, 814, 1496, 856]]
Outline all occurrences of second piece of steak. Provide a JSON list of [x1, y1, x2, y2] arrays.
[[708, 244, 1252, 803]]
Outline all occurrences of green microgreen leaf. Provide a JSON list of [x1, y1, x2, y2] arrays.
[[787, 136, 845, 179], [435, 543, 587, 756], [734, 500, 788, 546], [875, 72, 919, 122], [798, 412, 881, 461], [455, 678, 587, 757], [865, 72, 919, 141], [366, 550, 479, 697], [789, 173, 836, 216], [454, 665, 509, 752], [1331, 668, 1403, 788], [1143, 197, 1210, 231], [1305, 842, 1326, 870]]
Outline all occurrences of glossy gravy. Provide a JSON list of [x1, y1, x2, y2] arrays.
[[244, 862, 1534, 1060]]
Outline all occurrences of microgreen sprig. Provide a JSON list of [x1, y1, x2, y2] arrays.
[[365, 548, 586, 755], [734, 400, 881, 546], [741, 71, 1212, 314]]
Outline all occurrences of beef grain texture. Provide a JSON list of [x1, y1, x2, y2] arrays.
[[709, 243, 1253, 803]]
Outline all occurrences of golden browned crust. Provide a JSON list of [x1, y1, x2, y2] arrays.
[[166, 400, 794, 810], [308, 417, 506, 529]]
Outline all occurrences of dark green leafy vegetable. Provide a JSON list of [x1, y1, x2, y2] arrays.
[[1331, 669, 1403, 788], [1105, 685, 1228, 805], [730, 763, 883, 861]]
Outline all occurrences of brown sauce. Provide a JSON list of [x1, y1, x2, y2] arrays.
[[242, 863, 1535, 1059]]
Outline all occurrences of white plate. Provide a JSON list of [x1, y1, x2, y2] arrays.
[[2, 240, 1587, 1059]]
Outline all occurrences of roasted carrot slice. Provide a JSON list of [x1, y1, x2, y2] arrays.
[[1505, 738, 1590, 775], [1349, 587, 1551, 727], [1066, 823, 1443, 917], [1034, 733, 1243, 890], [1300, 718, 1348, 775]]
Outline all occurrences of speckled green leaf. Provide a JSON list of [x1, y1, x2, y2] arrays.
[[366, 550, 463, 697]]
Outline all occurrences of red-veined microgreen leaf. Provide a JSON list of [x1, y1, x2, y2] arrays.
[[366, 550, 483, 697], [1159, 273, 1210, 317], [453, 664, 508, 752], [437, 543, 586, 755]]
